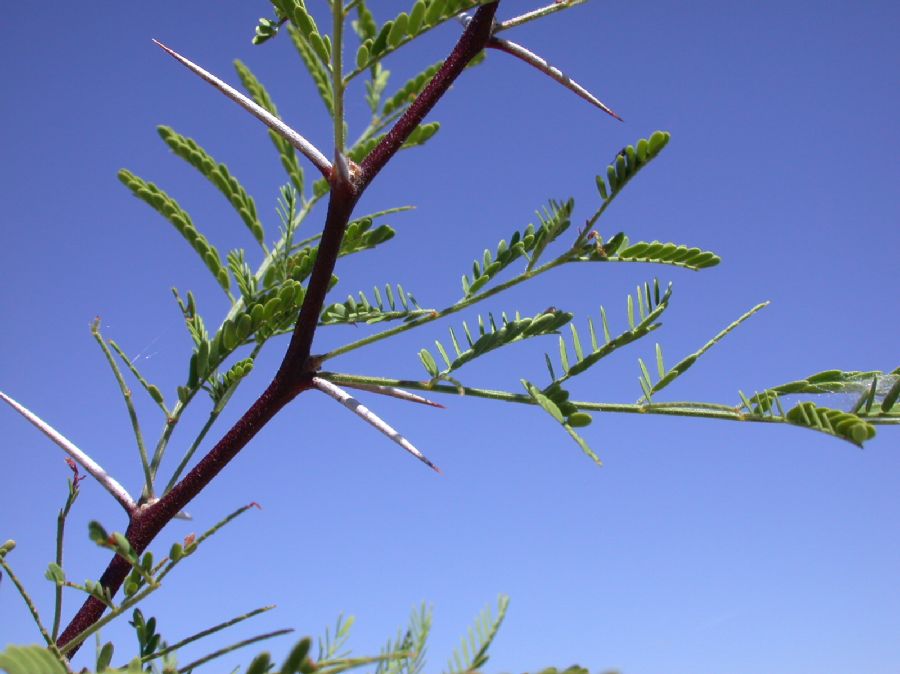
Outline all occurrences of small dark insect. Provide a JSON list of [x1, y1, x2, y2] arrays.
[[543, 306, 559, 314]]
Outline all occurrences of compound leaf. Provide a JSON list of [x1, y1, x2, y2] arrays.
[[420, 309, 572, 378], [444, 595, 509, 674], [785, 402, 876, 447], [321, 285, 432, 325], [118, 170, 230, 293], [551, 280, 672, 384], [157, 126, 265, 246]]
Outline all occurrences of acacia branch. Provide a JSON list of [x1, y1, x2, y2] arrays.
[[56, 377, 295, 650], [57, 2, 502, 655]]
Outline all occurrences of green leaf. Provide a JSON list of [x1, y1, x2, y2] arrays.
[[321, 285, 431, 325], [462, 199, 574, 295], [252, 15, 282, 45], [607, 240, 721, 270], [353, 2, 378, 41], [339, 216, 396, 255], [280, 637, 312, 673], [421, 309, 572, 378], [346, 0, 495, 81], [786, 402, 876, 447], [525, 199, 575, 271], [594, 132, 670, 201], [287, 24, 335, 116], [44, 563, 65, 585], [96, 641, 114, 672], [118, 170, 230, 293], [550, 280, 671, 384], [374, 604, 430, 674], [247, 653, 272, 674], [639, 301, 768, 402], [444, 595, 509, 674], [0, 645, 68, 674], [746, 368, 900, 418], [234, 60, 305, 195], [157, 126, 265, 246], [88, 521, 109, 545], [208, 357, 255, 408]]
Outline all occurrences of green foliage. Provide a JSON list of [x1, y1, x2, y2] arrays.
[[548, 280, 671, 385], [444, 595, 509, 674], [117, 170, 231, 293], [130, 608, 163, 659], [523, 380, 599, 465], [594, 131, 670, 202], [598, 239, 720, 270], [347, 121, 441, 164], [347, 1, 494, 82], [321, 284, 430, 325], [419, 309, 573, 380], [463, 199, 574, 296], [252, 15, 282, 45], [636, 301, 768, 402], [95, 641, 114, 672], [381, 61, 442, 117], [0, 646, 68, 674], [785, 401, 876, 447], [234, 60, 306, 195], [745, 368, 900, 418], [376, 605, 431, 674], [207, 357, 255, 408], [339, 216, 396, 255], [287, 23, 335, 116], [157, 125, 265, 246]]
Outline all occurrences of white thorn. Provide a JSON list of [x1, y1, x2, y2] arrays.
[[490, 36, 622, 120], [144, 497, 192, 520], [493, 1, 588, 34], [336, 381, 445, 408], [334, 151, 351, 185], [0, 390, 136, 513], [152, 39, 333, 176], [312, 377, 441, 473]]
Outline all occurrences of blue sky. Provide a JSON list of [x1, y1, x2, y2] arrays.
[[1, 2, 898, 673]]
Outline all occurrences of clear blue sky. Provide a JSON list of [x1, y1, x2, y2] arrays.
[[1, 2, 898, 673]]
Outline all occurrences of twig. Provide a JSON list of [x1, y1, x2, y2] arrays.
[[0, 555, 73, 672], [312, 377, 441, 473], [176, 628, 294, 674], [52, 460, 83, 641], [486, 36, 622, 120], [144, 605, 276, 664], [91, 320, 154, 499], [0, 391, 136, 513], [152, 39, 333, 178]]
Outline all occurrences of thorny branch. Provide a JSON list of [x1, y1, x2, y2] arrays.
[[56, 2, 501, 656]]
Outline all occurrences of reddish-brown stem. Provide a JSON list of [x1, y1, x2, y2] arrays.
[[57, 1, 500, 656], [278, 173, 360, 377], [57, 377, 296, 648], [360, 3, 499, 184]]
